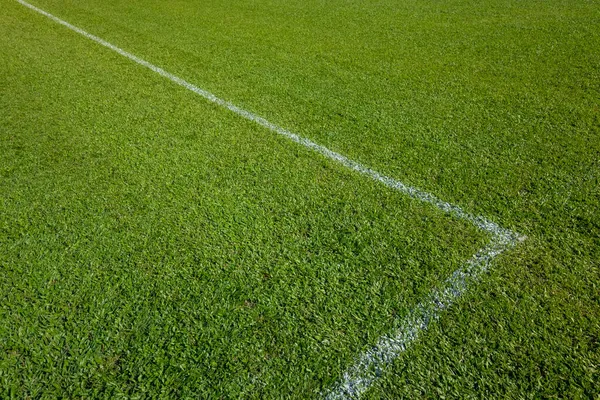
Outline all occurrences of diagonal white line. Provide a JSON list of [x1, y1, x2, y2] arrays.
[[14, 0, 524, 397], [324, 233, 522, 399], [15, 0, 515, 241]]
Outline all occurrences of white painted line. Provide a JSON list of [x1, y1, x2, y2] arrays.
[[14, 0, 517, 241], [325, 234, 522, 399], [15, 0, 524, 397]]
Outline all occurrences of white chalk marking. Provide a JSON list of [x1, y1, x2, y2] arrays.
[[14, 0, 516, 240], [15, 0, 523, 397], [325, 234, 521, 399]]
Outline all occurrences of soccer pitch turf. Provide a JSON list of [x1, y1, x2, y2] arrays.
[[1, 0, 599, 398]]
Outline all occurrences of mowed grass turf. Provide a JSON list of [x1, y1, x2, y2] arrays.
[[0, 2, 490, 397], [1, 0, 599, 398]]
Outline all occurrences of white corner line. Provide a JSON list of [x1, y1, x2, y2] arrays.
[[14, 0, 517, 241], [15, 0, 524, 397], [324, 233, 523, 399]]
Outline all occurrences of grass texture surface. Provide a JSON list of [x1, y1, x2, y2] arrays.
[[1, 0, 599, 397]]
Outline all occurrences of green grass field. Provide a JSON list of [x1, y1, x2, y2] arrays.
[[1, 0, 599, 398]]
